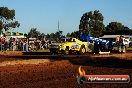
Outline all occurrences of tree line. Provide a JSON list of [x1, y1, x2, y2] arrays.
[[0, 7, 132, 39], [70, 10, 132, 38]]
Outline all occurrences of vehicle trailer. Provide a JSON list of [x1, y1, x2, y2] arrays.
[[99, 35, 129, 53]]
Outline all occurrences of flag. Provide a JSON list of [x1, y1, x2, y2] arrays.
[[80, 32, 85, 40], [87, 32, 90, 42]]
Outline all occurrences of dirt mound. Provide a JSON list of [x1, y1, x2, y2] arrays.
[[0, 51, 23, 56], [0, 59, 51, 66]]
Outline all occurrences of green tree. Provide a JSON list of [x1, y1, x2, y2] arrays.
[[50, 33, 55, 38], [104, 22, 132, 35], [79, 10, 105, 37], [55, 30, 63, 39], [106, 22, 124, 32], [0, 7, 20, 32], [66, 32, 71, 37], [28, 28, 41, 38], [38, 33, 45, 40], [70, 31, 80, 38], [45, 34, 50, 38], [45, 30, 63, 40]]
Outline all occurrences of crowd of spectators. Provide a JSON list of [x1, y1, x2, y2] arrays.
[[28, 38, 50, 51], [0, 36, 50, 52]]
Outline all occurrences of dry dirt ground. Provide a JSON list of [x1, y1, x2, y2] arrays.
[[0, 51, 132, 88]]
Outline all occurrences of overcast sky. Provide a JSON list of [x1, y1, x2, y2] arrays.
[[0, 0, 132, 35]]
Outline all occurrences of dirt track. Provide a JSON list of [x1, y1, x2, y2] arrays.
[[0, 52, 132, 88]]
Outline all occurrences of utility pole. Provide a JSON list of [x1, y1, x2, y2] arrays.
[[58, 20, 60, 32], [57, 20, 63, 39]]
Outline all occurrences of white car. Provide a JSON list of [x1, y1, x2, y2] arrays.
[[123, 35, 132, 47]]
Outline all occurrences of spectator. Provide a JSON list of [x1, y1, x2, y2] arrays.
[[118, 36, 124, 53], [1, 36, 6, 51]]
